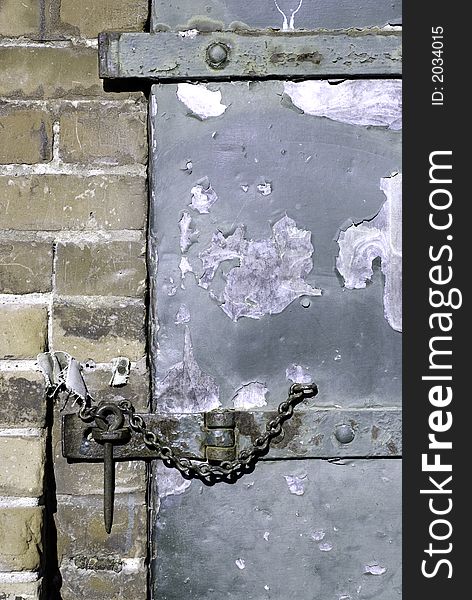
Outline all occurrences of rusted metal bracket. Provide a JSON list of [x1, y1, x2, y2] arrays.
[[62, 407, 401, 462], [98, 29, 402, 81]]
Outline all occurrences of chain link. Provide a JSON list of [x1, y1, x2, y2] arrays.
[[120, 383, 317, 480], [52, 382, 317, 481]]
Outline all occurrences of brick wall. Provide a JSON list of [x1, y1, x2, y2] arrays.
[[0, 2, 150, 598]]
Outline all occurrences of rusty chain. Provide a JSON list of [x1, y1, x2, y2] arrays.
[[51, 382, 317, 481]]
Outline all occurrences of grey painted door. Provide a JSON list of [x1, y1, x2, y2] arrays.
[[148, 3, 402, 599]]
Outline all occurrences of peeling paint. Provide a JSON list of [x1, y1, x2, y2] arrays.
[[177, 83, 227, 119], [179, 211, 199, 252], [364, 564, 387, 576], [319, 542, 333, 552], [311, 530, 326, 541], [175, 304, 191, 325], [283, 80, 402, 129], [273, 0, 304, 31], [156, 463, 192, 499], [256, 181, 272, 196], [178, 29, 199, 39], [179, 256, 194, 288], [284, 473, 307, 496], [336, 173, 402, 331], [189, 177, 219, 214], [164, 276, 177, 296], [199, 215, 321, 321], [235, 558, 246, 570], [286, 364, 312, 384], [232, 382, 268, 409], [155, 327, 220, 413]]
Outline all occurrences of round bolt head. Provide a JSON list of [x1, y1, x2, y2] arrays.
[[334, 424, 355, 444], [206, 42, 229, 69]]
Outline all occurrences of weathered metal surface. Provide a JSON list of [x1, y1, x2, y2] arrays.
[[98, 30, 402, 80], [63, 408, 401, 460], [152, 459, 401, 599], [151, 0, 402, 32], [148, 81, 402, 413]]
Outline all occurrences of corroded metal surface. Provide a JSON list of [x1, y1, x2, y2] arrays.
[[152, 459, 401, 599], [98, 30, 402, 80], [63, 408, 401, 460], [148, 81, 402, 411]]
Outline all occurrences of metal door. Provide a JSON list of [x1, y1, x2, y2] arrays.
[[145, 2, 402, 599]]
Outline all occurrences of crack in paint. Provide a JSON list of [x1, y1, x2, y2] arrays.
[[336, 173, 402, 331], [198, 215, 321, 321]]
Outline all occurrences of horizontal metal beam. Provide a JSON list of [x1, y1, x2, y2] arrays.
[[98, 30, 402, 81], [63, 407, 401, 461]]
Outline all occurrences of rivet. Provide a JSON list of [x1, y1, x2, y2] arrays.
[[334, 424, 355, 444], [206, 42, 229, 69]]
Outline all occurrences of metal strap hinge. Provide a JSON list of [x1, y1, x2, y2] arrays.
[[98, 29, 402, 81]]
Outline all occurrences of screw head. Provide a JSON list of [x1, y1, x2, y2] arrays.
[[206, 42, 229, 69], [334, 424, 355, 444]]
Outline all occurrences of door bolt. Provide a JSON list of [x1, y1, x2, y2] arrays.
[[334, 424, 355, 444], [206, 42, 229, 69]]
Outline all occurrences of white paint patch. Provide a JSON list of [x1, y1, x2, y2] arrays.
[[286, 364, 312, 384], [177, 83, 227, 119], [274, 0, 304, 30], [364, 564, 387, 576], [263, 531, 270, 541], [150, 94, 158, 118], [179, 211, 199, 253], [336, 173, 402, 331], [175, 304, 191, 325], [189, 177, 219, 214], [179, 256, 194, 288], [311, 530, 326, 541], [235, 558, 246, 570], [155, 327, 220, 413], [232, 382, 268, 409], [319, 542, 333, 552], [156, 463, 192, 499], [178, 29, 199, 39], [284, 473, 307, 496], [283, 80, 402, 129], [256, 181, 272, 196], [199, 215, 321, 321], [240, 184, 249, 193]]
